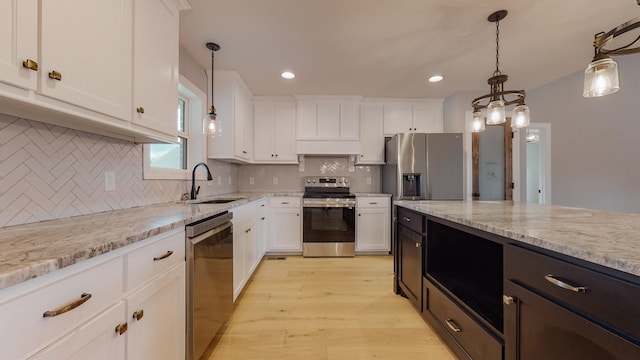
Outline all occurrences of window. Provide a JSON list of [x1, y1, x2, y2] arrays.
[[143, 75, 206, 180]]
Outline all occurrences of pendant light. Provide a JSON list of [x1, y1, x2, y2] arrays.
[[471, 10, 530, 132], [203, 42, 220, 135], [583, 18, 640, 98]]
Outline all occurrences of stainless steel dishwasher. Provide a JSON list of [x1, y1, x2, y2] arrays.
[[186, 211, 233, 360]]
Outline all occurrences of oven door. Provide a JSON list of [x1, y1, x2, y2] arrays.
[[302, 200, 356, 257]]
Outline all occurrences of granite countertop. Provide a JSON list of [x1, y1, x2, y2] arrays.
[[395, 200, 640, 278], [0, 192, 302, 291]]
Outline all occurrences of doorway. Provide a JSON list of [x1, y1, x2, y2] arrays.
[[525, 124, 551, 204], [471, 118, 513, 201]]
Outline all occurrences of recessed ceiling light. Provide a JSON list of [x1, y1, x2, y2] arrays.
[[281, 71, 295, 79], [428, 75, 443, 83]]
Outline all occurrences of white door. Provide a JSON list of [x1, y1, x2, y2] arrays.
[[526, 124, 551, 204], [254, 103, 276, 161], [132, 0, 179, 136], [356, 208, 390, 252], [412, 103, 444, 133], [358, 104, 384, 164], [40, 0, 132, 120], [125, 264, 185, 360], [383, 103, 413, 135], [0, 0, 37, 90], [268, 208, 302, 251], [273, 103, 297, 161]]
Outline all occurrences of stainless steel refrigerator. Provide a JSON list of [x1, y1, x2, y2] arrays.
[[383, 133, 463, 200]]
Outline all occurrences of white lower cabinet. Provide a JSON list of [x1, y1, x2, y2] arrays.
[[125, 263, 185, 360], [267, 197, 302, 253], [30, 302, 126, 360], [256, 199, 268, 262], [0, 228, 185, 360], [231, 200, 264, 301], [356, 197, 391, 253]]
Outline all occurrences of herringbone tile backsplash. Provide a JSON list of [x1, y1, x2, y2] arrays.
[[0, 114, 236, 227]]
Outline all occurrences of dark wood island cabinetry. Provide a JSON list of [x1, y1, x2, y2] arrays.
[[393, 203, 640, 360]]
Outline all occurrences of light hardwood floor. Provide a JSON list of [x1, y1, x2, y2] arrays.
[[205, 255, 456, 360]]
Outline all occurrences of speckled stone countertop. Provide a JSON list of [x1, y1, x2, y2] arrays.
[[395, 200, 640, 278], [0, 192, 302, 291]]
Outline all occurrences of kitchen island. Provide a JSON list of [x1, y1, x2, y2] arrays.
[[394, 200, 640, 360]]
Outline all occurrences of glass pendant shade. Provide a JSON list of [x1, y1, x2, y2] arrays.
[[471, 111, 485, 132], [512, 104, 530, 128], [202, 107, 217, 136], [583, 58, 619, 97], [486, 100, 506, 125]]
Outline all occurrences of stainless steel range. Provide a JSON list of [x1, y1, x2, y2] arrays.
[[302, 176, 356, 257]]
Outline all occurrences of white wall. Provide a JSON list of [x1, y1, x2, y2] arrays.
[[526, 55, 640, 213]]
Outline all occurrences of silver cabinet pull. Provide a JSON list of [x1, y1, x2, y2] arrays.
[[43, 293, 92, 317], [545, 274, 588, 293], [445, 319, 461, 333], [403, 216, 411, 222], [369, 202, 378, 205], [503, 295, 515, 305], [153, 250, 173, 261], [281, 202, 290, 204]]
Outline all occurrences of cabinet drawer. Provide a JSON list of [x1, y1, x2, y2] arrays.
[[0, 256, 123, 360], [425, 278, 503, 360], [125, 228, 185, 292], [505, 244, 640, 339], [269, 197, 301, 208], [397, 207, 425, 234], [356, 197, 389, 208]]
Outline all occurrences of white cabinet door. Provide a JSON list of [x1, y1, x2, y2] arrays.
[[339, 102, 360, 139], [296, 101, 317, 139], [256, 200, 268, 260], [253, 103, 276, 161], [358, 104, 384, 164], [413, 103, 444, 133], [30, 302, 126, 360], [268, 208, 302, 252], [254, 101, 297, 163], [125, 263, 185, 360], [383, 103, 413, 135], [356, 197, 390, 253], [273, 102, 297, 161], [39, 0, 132, 121], [0, 0, 37, 90], [131, 0, 179, 137]]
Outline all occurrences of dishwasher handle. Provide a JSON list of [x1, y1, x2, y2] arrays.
[[188, 221, 233, 245]]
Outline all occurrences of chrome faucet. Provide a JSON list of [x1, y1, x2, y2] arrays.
[[190, 162, 213, 200]]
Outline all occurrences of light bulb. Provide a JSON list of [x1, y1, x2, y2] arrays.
[[512, 104, 530, 128], [583, 58, 619, 97], [486, 100, 506, 125], [202, 107, 217, 136], [471, 111, 485, 132]]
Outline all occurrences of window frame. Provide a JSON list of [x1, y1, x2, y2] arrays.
[[143, 75, 207, 180]]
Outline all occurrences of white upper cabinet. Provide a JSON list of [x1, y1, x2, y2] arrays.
[[383, 100, 443, 135], [131, 0, 180, 139], [0, 0, 38, 90], [253, 98, 297, 163], [0, 0, 189, 143], [358, 103, 385, 164], [208, 70, 254, 163], [39, 0, 133, 121], [295, 96, 360, 140]]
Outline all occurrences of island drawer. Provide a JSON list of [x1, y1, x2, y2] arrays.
[[125, 228, 185, 292], [397, 207, 425, 234], [505, 244, 640, 340], [0, 256, 123, 360], [424, 277, 503, 360]]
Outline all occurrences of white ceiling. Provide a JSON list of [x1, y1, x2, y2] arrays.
[[179, 0, 640, 99]]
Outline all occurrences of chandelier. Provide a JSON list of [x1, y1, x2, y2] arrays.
[[471, 10, 530, 133], [583, 18, 640, 97]]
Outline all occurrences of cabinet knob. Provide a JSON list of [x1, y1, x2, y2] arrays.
[[136, 107, 145, 114], [243, 151, 247, 154], [48, 70, 62, 81], [403, 216, 411, 222], [261, 217, 265, 220], [22, 59, 38, 71], [271, 154, 274, 157], [115, 322, 128, 335], [296, 213, 299, 216], [415, 242, 420, 248], [358, 213, 361, 216], [132, 309, 144, 321], [275, 154, 278, 157], [503, 295, 515, 305]]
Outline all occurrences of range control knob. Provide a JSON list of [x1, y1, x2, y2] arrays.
[[344, 179, 349, 183], [306, 179, 311, 183]]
